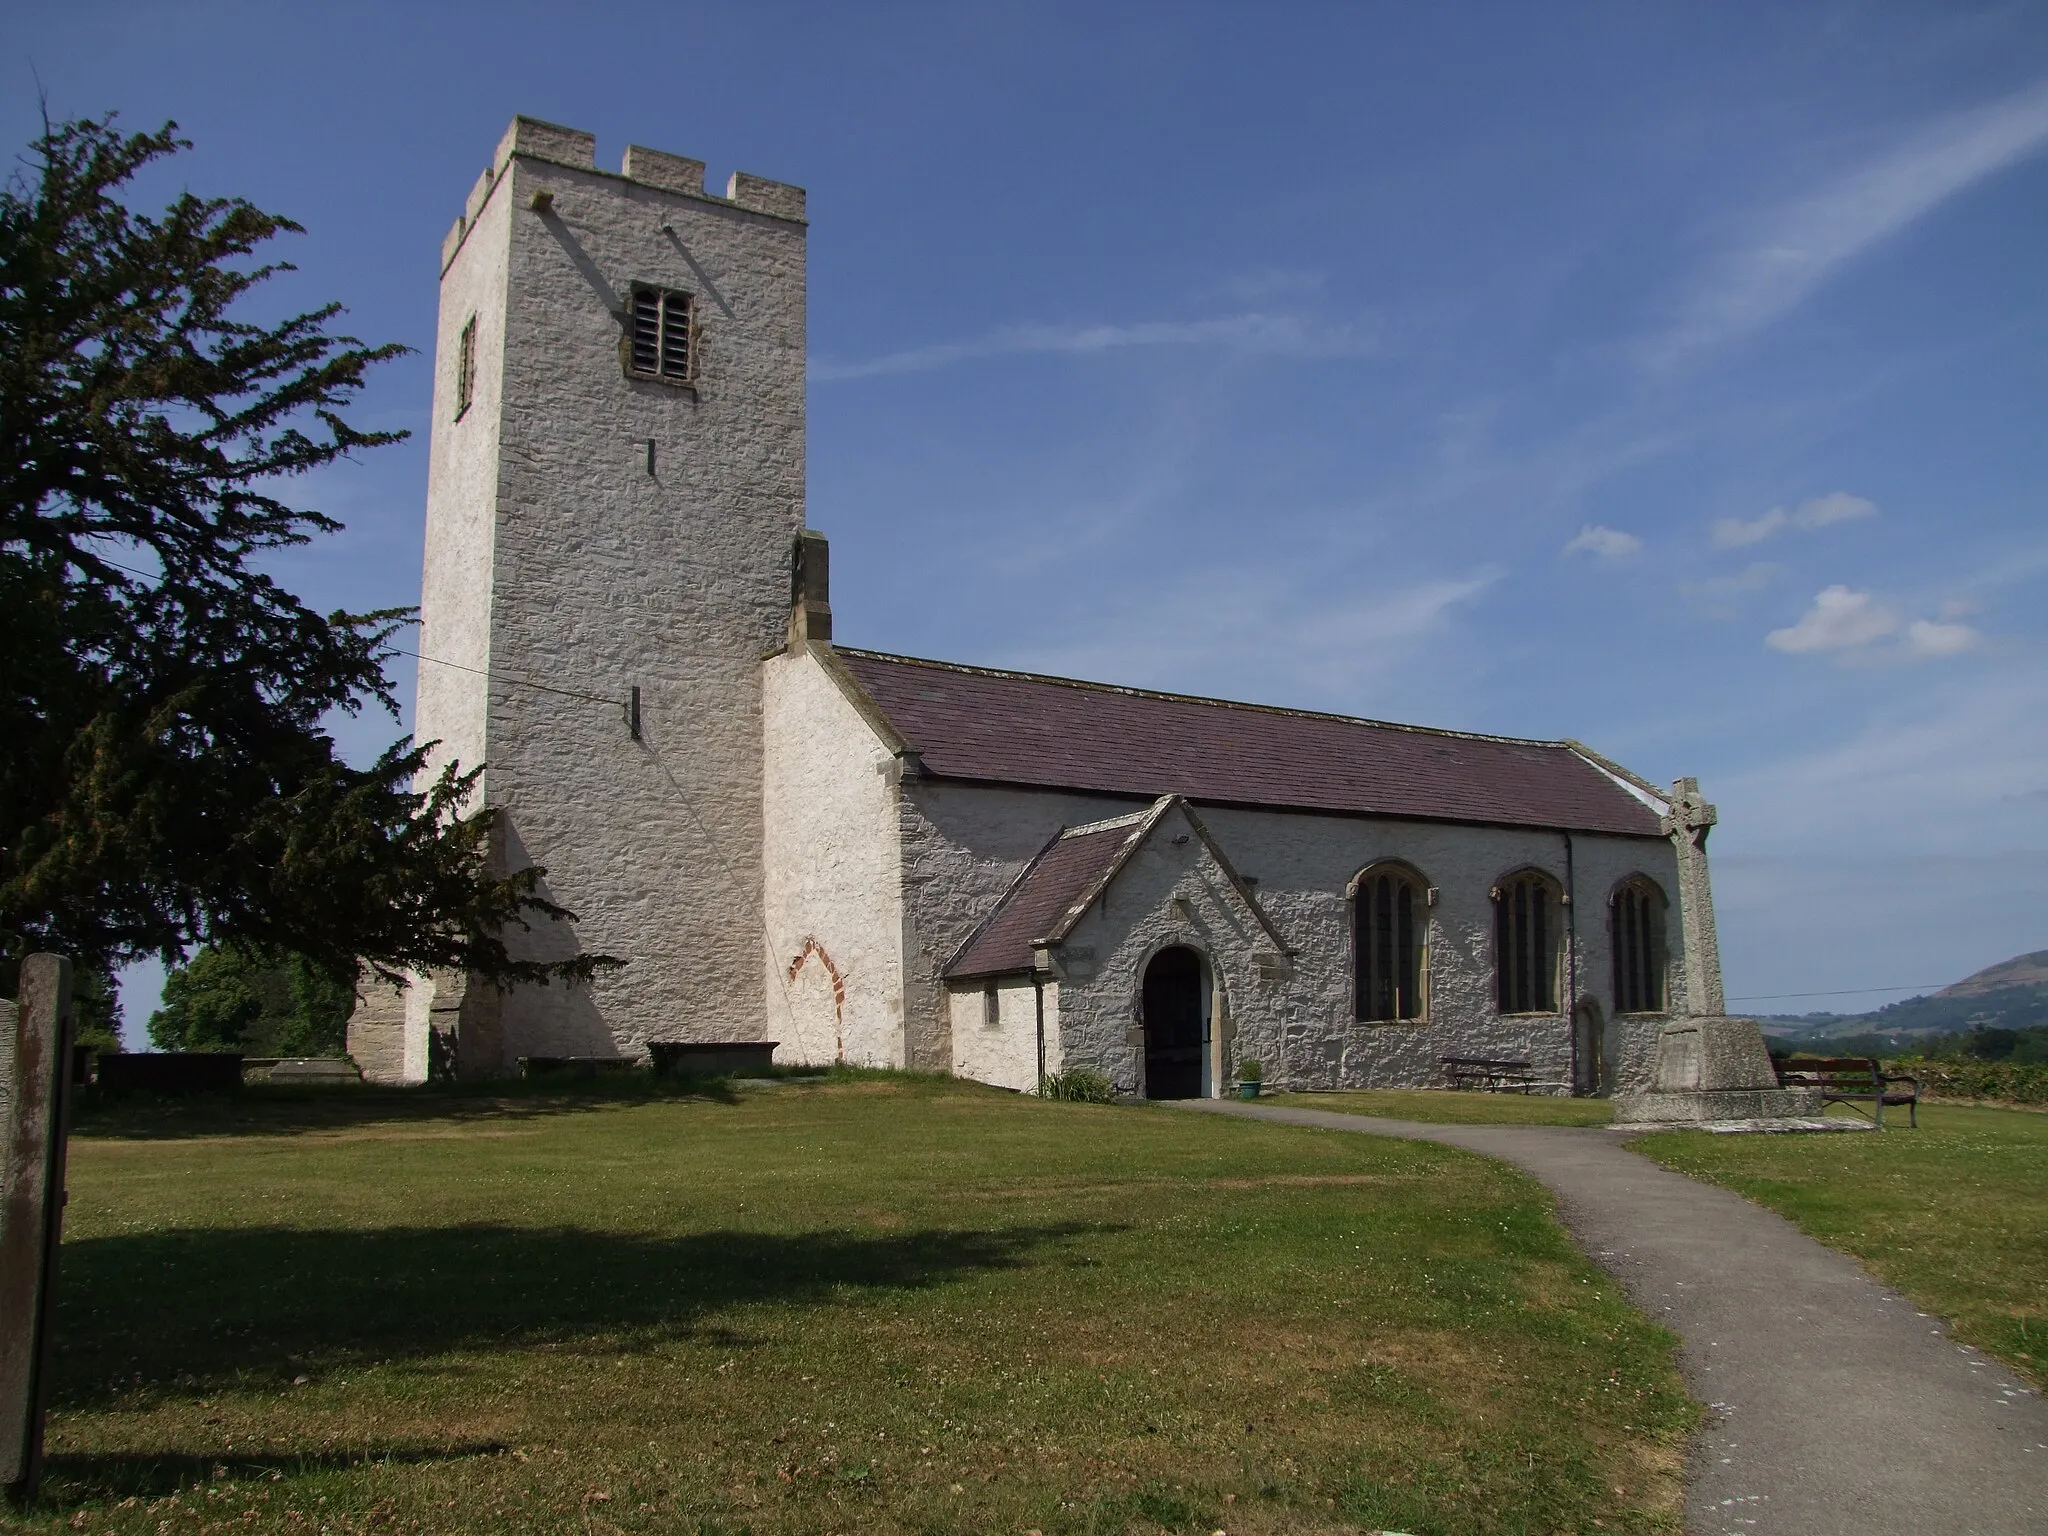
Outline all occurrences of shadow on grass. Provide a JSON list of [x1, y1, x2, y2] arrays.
[[68, 1068, 969, 1142], [67, 1077, 749, 1140], [54, 1220, 1114, 1409], [40, 1442, 512, 1503]]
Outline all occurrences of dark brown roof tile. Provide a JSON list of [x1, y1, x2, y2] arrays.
[[946, 815, 1148, 979], [837, 649, 1663, 837]]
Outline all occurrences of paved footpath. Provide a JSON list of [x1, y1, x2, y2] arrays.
[[1176, 1099, 2048, 1535]]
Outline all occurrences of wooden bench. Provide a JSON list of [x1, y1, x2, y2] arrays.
[[1774, 1056, 1920, 1128], [1441, 1056, 1537, 1094]]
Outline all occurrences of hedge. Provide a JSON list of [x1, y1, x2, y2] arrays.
[[1888, 1057, 2048, 1108]]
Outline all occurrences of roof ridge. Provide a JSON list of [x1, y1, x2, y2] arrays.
[[834, 647, 1573, 751], [1035, 797, 1179, 948], [1059, 807, 1156, 838]]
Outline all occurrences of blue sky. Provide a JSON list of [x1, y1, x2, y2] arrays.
[[8, 2, 2046, 1037]]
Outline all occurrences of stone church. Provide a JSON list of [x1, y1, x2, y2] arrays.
[[348, 117, 1732, 1101]]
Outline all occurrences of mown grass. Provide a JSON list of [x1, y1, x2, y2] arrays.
[[1267, 1090, 1615, 1128], [25, 1076, 1694, 1535], [1635, 1103, 2048, 1385]]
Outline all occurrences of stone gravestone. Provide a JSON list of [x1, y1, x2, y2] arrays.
[[0, 954, 74, 1502]]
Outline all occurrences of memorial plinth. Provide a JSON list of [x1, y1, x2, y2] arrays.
[[1611, 1015, 1817, 1125]]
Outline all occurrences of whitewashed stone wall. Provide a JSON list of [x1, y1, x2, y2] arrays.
[[947, 976, 1053, 1091], [899, 779, 1140, 1073], [393, 118, 808, 1074], [1050, 805, 1289, 1097], [1198, 805, 1682, 1092], [762, 647, 906, 1067], [898, 777, 1687, 1094], [345, 977, 408, 1085]]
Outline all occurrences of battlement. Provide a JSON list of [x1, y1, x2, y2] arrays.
[[441, 116, 805, 268]]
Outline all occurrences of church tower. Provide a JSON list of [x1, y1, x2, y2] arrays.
[[368, 117, 808, 1078]]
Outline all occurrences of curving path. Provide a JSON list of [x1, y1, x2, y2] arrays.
[[1176, 1099, 2048, 1535]]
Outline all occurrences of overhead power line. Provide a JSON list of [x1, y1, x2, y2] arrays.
[[1728, 984, 1947, 1002]]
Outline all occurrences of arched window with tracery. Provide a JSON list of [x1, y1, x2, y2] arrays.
[[1610, 877, 1668, 1014], [1352, 863, 1428, 1021], [1493, 868, 1563, 1014]]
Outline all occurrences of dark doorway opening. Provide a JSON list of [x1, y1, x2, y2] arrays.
[[1142, 946, 1207, 1100]]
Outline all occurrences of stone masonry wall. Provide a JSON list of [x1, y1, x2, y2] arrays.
[[899, 779, 1142, 1073], [1052, 805, 1289, 1097], [902, 780, 1687, 1093], [1197, 804, 1683, 1091], [948, 976, 1052, 1092], [762, 646, 906, 1068], [405, 119, 808, 1071]]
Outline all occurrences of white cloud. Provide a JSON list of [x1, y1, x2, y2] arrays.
[[1712, 491, 1877, 548], [1012, 564, 1502, 713], [1683, 561, 1785, 617], [1713, 508, 1789, 548], [1795, 490, 1878, 529], [811, 311, 1376, 381], [1709, 658, 2048, 856], [1652, 73, 2048, 365], [1563, 523, 1643, 559], [1765, 585, 1988, 659], [1766, 585, 1899, 653], [1904, 618, 1981, 657]]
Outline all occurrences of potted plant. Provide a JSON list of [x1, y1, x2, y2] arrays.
[[1235, 1058, 1264, 1100]]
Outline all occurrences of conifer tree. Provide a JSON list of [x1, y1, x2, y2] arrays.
[[0, 114, 609, 991]]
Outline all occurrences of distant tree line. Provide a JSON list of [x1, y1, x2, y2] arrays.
[[1765, 1022, 2048, 1066], [146, 946, 352, 1057]]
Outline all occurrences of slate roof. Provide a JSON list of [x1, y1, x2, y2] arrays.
[[833, 649, 1665, 838], [945, 796, 1295, 980], [945, 813, 1151, 980]]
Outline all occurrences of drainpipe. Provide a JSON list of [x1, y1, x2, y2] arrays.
[[1032, 972, 1047, 1094], [1563, 830, 1580, 1093]]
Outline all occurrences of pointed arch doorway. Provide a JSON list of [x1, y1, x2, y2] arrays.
[[1141, 946, 1209, 1099]]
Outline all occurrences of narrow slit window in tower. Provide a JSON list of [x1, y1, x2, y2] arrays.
[[455, 315, 476, 419]]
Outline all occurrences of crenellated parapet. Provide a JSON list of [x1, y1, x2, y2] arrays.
[[441, 115, 806, 273]]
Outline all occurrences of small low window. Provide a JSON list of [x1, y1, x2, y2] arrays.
[[627, 285, 695, 383], [1611, 877, 1668, 1013], [455, 315, 477, 419], [1354, 864, 1427, 1021], [982, 983, 1001, 1031], [1494, 869, 1563, 1014]]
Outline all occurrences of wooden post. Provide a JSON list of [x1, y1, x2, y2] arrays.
[[1, 954, 74, 1504]]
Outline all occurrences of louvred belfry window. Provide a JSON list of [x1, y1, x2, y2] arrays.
[[1354, 865, 1427, 1021], [1494, 870, 1563, 1014], [1611, 878, 1668, 1013], [628, 285, 694, 382]]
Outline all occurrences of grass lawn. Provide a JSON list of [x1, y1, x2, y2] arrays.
[[1266, 1091, 1614, 1128], [1634, 1104, 2048, 1385], [25, 1075, 1694, 1535]]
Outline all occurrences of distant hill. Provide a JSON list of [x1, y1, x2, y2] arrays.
[[1940, 949, 2048, 997], [1760, 948, 2048, 1050]]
